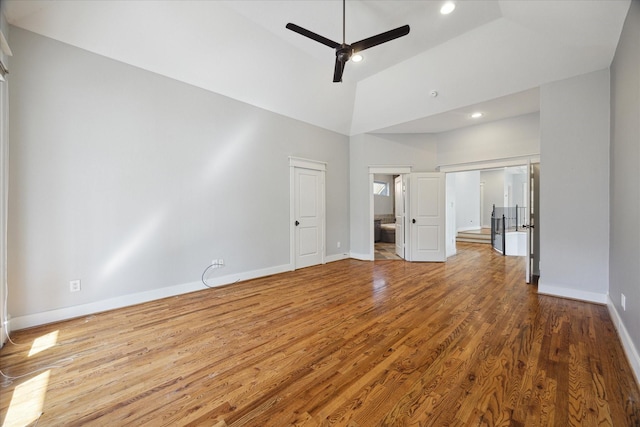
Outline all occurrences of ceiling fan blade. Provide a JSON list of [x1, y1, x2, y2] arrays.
[[286, 23, 341, 49], [333, 57, 347, 83], [351, 25, 410, 53]]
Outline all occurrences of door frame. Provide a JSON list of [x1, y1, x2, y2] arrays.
[[368, 166, 412, 261], [439, 155, 540, 282], [394, 175, 406, 259], [290, 157, 326, 270]]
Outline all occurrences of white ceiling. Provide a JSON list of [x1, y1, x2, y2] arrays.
[[4, 0, 631, 136]]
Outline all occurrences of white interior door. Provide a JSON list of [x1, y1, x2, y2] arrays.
[[294, 167, 324, 269], [525, 161, 533, 283], [409, 173, 446, 262], [394, 175, 405, 259]]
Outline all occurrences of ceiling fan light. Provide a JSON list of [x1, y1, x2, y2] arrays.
[[351, 54, 363, 63], [440, 2, 456, 15]]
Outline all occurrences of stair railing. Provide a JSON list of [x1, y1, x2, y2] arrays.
[[492, 204, 524, 255]]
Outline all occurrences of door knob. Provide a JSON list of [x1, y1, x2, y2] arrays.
[[412, 219, 416, 224], [295, 220, 300, 226]]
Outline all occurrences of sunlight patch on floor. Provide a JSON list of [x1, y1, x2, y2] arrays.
[[3, 370, 49, 427], [28, 330, 59, 357]]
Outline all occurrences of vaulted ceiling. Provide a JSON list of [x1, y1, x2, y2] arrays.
[[4, 0, 631, 136]]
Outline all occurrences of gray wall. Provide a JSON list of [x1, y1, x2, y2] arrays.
[[453, 171, 480, 231], [610, 0, 640, 356], [480, 169, 505, 229], [504, 167, 528, 226], [437, 113, 540, 167], [539, 69, 610, 300], [349, 133, 438, 257], [445, 173, 457, 257], [8, 28, 349, 319]]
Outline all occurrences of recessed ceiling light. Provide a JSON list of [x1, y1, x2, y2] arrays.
[[351, 54, 363, 63], [471, 112, 483, 119], [440, 1, 456, 15]]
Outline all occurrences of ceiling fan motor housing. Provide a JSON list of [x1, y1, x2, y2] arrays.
[[337, 46, 352, 62], [286, 0, 410, 82]]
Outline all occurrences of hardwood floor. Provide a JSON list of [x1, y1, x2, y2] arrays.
[[1, 243, 639, 426]]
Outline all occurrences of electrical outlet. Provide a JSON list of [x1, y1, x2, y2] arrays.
[[219, 259, 224, 266], [621, 293, 626, 311], [69, 280, 81, 293], [337, 241, 341, 248]]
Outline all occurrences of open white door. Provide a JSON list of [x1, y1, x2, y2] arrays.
[[525, 161, 535, 283], [293, 167, 325, 269], [409, 173, 446, 262], [394, 175, 405, 259]]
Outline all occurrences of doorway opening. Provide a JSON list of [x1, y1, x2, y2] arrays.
[[368, 166, 412, 261], [443, 159, 540, 283], [368, 168, 447, 263], [373, 173, 402, 260]]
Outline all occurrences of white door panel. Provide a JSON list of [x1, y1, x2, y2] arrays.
[[299, 174, 318, 217], [416, 226, 439, 250], [294, 168, 324, 269], [299, 228, 318, 256], [409, 173, 446, 262]]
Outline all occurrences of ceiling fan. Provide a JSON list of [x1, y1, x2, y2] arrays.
[[286, 0, 410, 83]]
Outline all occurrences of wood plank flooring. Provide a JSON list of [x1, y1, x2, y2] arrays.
[[1, 243, 639, 426]]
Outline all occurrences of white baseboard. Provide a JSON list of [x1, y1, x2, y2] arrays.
[[607, 296, 640, 386], [325, 253, 350, 263], [350, 251, 374, 261], [537, 280, 608, 304], [10, 263, 292, 331]]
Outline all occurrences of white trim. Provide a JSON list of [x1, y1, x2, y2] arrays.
[[369, 165, 412, 174], [537, 279, 608, 304], [289, 165, 296, 270], [325, 253, 350, 263], [350, 251, 374, 261], [289, 156, 326, 171], [607, 296, 640, 386], [0, 42, 7, 347], [10, 263, 292, 331], [369, 173, 375, 259], [438, 155, 540, 173]]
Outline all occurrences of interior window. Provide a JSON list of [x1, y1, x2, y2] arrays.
[[373, 181, 390, 196]]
